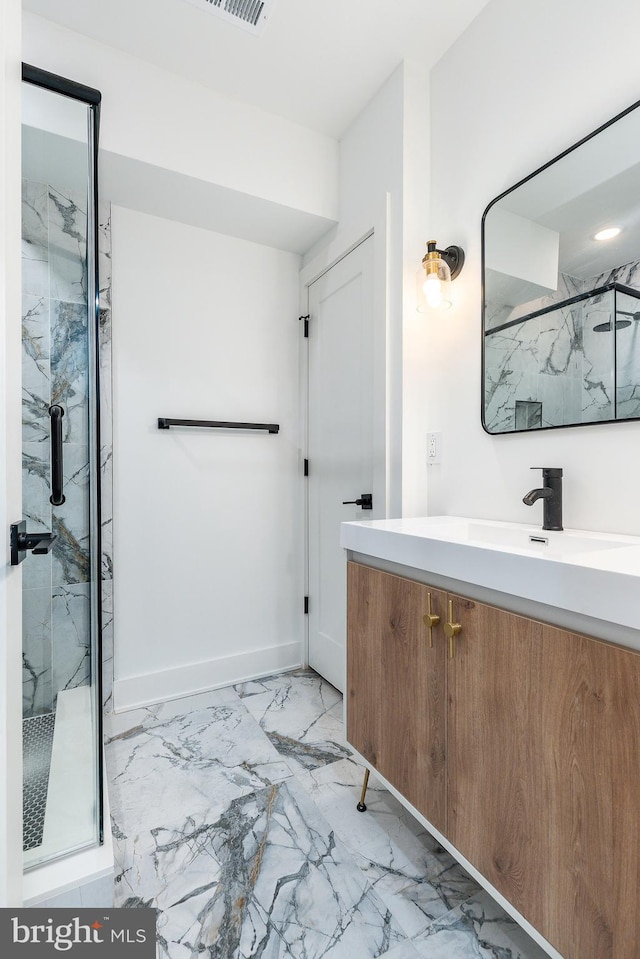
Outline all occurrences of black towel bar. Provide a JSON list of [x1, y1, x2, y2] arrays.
[[158, 418, 279, 434]]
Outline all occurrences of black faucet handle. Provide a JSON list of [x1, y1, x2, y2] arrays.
[[531, 467, 563, 477], [526, 468, 563, 531]]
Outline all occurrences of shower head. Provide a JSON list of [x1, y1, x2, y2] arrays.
[[593, 319, 632, 332], [593, 307, 640, 331]]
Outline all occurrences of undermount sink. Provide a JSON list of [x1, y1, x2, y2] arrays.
[[340, 514, 640, 638]]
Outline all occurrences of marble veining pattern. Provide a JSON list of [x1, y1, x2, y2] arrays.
[[106, 670, 546, 959], [22, 180, 49, 298], [98, 204, 114, 591], [48, 186, 88, 304], [52, 584, 91, 695], [236, 668, 351, 774], [22, 587, 53, 716], [21, 176, 113, 716], [412, 891, 549, 959], [101, 580, 114, 713], [485, 260, 640, 431]]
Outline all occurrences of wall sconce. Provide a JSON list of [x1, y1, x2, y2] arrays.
[[417, 240, 465, 312]]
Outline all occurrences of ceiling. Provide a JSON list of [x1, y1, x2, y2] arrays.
[[22, 0, 491, 138], [495, 103, 640, 281]]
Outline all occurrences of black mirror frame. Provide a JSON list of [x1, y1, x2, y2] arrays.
[[481, 93, 640, 435]]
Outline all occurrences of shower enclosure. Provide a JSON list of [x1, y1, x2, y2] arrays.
[[19, 66, 103, 870], [484, 282, 640, 431]]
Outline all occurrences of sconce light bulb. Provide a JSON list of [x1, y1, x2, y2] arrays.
[[417, 242, 459, 312], [424, 274, 443, 308]]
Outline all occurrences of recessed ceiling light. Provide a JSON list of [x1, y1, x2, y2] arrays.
[[594, 227, 621, 241]]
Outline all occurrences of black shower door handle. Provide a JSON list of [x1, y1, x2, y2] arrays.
[[49, 405, 66, 506]]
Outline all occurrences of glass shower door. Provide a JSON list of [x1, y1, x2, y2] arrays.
[[20, 70, 103, 868]]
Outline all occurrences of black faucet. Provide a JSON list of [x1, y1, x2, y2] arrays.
[[523, 467, 563, 531]]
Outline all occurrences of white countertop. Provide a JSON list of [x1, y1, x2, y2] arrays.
[[341, 515, 640, 636]]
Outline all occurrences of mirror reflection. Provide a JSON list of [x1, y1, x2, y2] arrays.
[[482, 100, 640, 433]]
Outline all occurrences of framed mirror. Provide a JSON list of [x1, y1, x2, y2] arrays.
[[482, 98, 640, 433]]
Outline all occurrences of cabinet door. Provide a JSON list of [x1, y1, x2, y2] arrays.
[[448, 594, 640, 959], [346, 562, 447, 833]]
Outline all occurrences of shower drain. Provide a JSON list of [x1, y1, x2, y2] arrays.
[[23, 712, 56, 851]]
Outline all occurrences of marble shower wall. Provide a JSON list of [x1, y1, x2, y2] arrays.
[[21, 177, 112, 717], [99, 205, 114, 715], [616, 287, 640, 418], [485, 261, 640, 432]]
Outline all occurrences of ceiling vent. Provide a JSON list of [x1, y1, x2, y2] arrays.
[[180, 0, 275, 35]]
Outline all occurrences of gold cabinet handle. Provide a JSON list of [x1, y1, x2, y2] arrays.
[[423, 593, 440, 648], [444, 599, 462, 659]]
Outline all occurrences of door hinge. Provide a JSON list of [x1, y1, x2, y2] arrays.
[[304, 596, 309, 615], [304, 458, 309, 476], [299, 314, 310, 338]]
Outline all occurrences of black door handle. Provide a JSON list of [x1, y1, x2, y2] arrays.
[[10, 521, 57, 566], [49, 404, 65, 506], [342, 493, 373, 510]]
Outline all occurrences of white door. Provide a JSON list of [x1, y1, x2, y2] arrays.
[[307, 236, 376, 692]]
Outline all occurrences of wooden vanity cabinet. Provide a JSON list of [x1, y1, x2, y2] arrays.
[[346, 561, 447, 833], [448, 592, 640, 959], [347, 562, 640, 959]]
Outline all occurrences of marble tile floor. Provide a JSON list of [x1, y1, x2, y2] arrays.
[[105, 668, 548, 959]]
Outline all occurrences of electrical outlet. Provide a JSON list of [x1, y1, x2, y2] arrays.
[[427, 431, 442, 466]]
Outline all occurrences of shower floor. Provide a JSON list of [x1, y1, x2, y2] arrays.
[[23, 712, 56, 852]]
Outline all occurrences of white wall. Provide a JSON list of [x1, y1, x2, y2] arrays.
[[428, 0, 640, 535], [111, 207, 302, 708], [336, 64, 405, 520], [400, 60, 431, 518], [20, 9, 337, 709], [0, 0, 23, 906], [21, 13, 339, 248], [302, 60, 431, 519], [335, 66, 405, 250]]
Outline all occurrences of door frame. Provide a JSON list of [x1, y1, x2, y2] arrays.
[[299, 214, 394, 670], [21, 62, 105, 853], [0, 0, 25, 906]]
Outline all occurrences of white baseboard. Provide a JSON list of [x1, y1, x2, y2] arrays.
[[113, 642, 303, 712]]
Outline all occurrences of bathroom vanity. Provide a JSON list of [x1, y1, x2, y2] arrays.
[[341, 516, 640, 959]]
